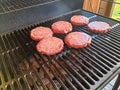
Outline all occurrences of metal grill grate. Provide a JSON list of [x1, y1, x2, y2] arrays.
[[0, 0, 57, 14], [0, 10, 120, 90]]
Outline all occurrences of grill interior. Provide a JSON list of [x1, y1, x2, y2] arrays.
[[0, 9, 120, 90], [0, 0, 57, 14]]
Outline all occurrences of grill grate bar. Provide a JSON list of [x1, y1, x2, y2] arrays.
[[94, 37, 119, 53], [9, 51, 22, 77], [10, 32, 20, 49], [4, 35, 12, 51], [98, 36, 120, 52], [50, 61, 78, 89], [93, 37, 120, 60], [23, 75, 35, 90], [49, 61, 79, 90], [13, 31, 29, 53], [24, 40, 69, 90], [83, 48, 113, 69], [109, 32, 120, 39], [6, 34, 14, 50], [4, 53, 14, 80], [55, 59, 86, 90], [9, 48, 42, 90], [68, 52, 100, 82], [28, 58, 48, 90], [89, 45, 117, 67], [62, 55, 96, 85], [0, 35, 7, 52], [86, 46, 118, 67], [71, 50, 104, 77], [79, 50, 109, 73], [107, 30, 120, 38], [31, 71, 48, 90], [60, 56, 91, 89], [37, 57, 62, 90], [111, 23, 120, 29], [34, 50, 79, 90], [45, 64, 70, 89], [93, 37, 119, 59], [0, 36, 4, 53], [46, 63, 69, 90]]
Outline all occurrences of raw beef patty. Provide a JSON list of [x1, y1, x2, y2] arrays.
[[36, 37, 64, 56], [64, 32, 92, 49], [70, 15, 89, 26], [30, 26, 53, 41], [87, 21, 111, 33], [51, 21, 72, 34]]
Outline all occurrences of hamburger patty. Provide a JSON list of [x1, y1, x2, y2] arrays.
[[70, 15, 89, 26], [87, 21, 111, 34], [30, 26, 53, 41], [51, 21, 72, 34], [64, 32, 92, 49], [36, 37, 64, 56]]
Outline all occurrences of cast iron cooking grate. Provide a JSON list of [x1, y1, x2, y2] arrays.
[[0, 0, 57, 14], [0, 10, 120, 90]]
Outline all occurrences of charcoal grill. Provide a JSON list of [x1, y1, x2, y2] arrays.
[[0, 0, 120, 90]]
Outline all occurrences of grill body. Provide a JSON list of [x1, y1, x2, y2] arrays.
[[0, 0, 120, 90]]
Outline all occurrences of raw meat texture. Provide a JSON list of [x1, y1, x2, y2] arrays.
[[36, 37, 64, 56], [64, 32, 92, 48], [70, 15, 89, 26], [87, 21, 111, 33], [30, 26, 53, 41], [52, 21, 72, 34]]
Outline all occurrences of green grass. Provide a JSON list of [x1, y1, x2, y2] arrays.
[[112, 0, 120, 21]]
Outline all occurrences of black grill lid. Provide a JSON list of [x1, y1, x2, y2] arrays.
[[0, 0, 56, 14], [0, 0, 84, 34]]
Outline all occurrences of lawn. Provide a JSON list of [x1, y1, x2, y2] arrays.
[[112, 0, 120, 21]]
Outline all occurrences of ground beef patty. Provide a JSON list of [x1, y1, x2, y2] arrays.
[[36, 37, 64, 56], [70, 15, 89, 26], [87, 21, 111, 33], [51, 21, 72, 34], [30, 26, 53, 41], [64, 32, 92, 49]]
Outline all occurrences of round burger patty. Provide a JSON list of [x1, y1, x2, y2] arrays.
[[70, 15, 89, 26], [87, 21, 111, 33], [64, 32, 92, 49], [36, 37, 64, 56], [51, 21, 72, 34], [30, 26, 53, 41]]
